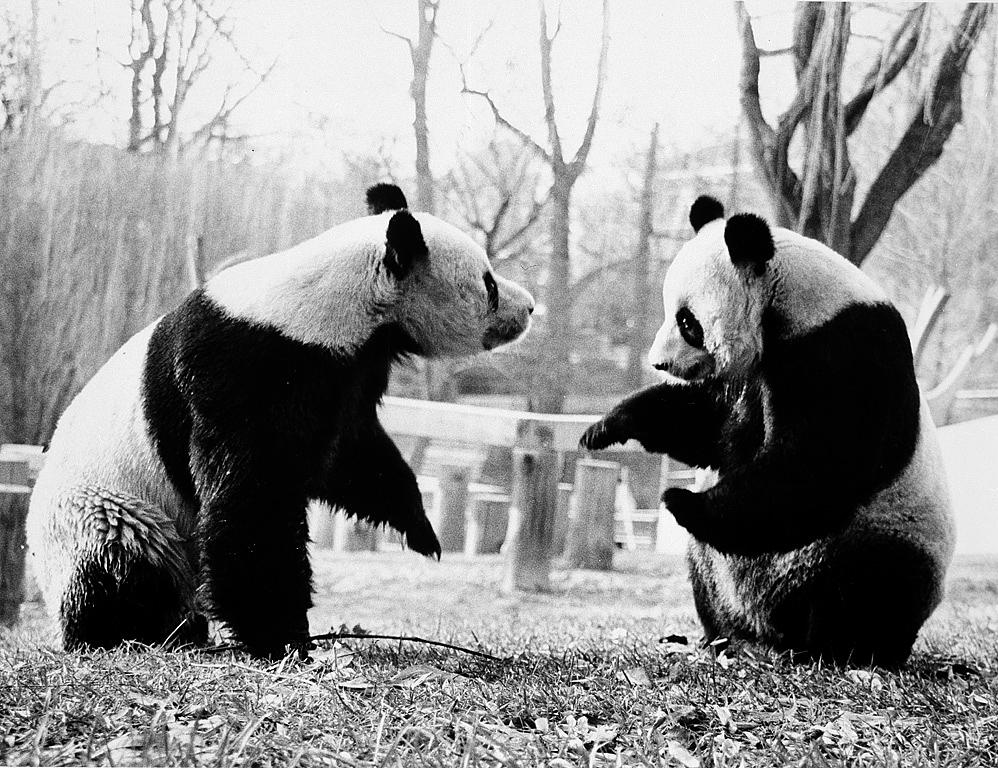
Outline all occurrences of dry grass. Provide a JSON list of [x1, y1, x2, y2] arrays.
[[2, 552, 996, 767]]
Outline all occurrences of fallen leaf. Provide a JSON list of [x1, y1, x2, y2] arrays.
[[387, 664, 456, 689], [667, 739, 701, 767], [621, 666, 652, 686]]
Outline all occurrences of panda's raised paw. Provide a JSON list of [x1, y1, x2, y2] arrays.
[[580, 419, 622, 451], [662, 487, 706, 535], [405, 516, 442, 560]]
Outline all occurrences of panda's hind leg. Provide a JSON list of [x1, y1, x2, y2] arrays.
[[57, 487, 201, 651], [804, 536, 942, 669]]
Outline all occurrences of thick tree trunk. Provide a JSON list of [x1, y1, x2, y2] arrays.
[[625, 123, 659, 390], [737, 2, 991, 265], [534, 179, 572, 413]]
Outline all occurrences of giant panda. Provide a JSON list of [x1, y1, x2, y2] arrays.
[[581, 196, 954, 668], [27, 184, 534, 659]]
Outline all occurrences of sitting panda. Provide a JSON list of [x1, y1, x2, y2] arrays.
[[582, 196, 954, 667], [27, 184, 534, 659]]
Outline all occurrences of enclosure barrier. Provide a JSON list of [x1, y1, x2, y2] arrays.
[[0, 397, 691, 623]]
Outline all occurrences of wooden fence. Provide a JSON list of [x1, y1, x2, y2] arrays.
[[0, 397, 695, 618], [313, 397, 696, 576]]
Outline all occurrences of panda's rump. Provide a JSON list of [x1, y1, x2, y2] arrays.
[[27, 321, 196, 600]]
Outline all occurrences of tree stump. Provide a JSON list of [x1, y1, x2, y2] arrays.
[[565, 458, 618, 570], [502, 422, 558, 593], [465, 495, 508, 555], [552, 482, 572, 556], [437, 464, 469, 553], [0, 458, 31, 627]]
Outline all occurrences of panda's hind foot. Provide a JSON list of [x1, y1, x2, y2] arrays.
[[57, 486, 196, 651]]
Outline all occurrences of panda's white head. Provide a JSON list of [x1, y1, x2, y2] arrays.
[[206, 184, 534, 356], [648, 196, 885, 382]]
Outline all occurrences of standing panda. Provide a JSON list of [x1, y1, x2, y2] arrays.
[[582, 196, 954, 667], [27, 184, 534, 659]]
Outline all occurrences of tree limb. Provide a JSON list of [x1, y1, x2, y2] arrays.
[[461, 85, 552, 163], [569, 0, 610, 179], [850, 3, 992, 265], [538, 0, 564, 165], [843, 3, 927, 135]]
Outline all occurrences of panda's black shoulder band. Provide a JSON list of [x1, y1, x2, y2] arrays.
[[367, 183, 409, 215], [690, 195, 725, 232], [725, 213, 775, 272]]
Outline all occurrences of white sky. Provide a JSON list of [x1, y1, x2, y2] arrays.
[[20, 0, 801, 175]]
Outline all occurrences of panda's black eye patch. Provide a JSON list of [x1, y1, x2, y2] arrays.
[[676, 306, 704, 349], [484, 272, 499, 313]]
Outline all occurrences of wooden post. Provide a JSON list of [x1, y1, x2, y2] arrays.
[[437, 464, 469, 553], [552, 482, 573, 556], [565, 458, 618, 570], [502, 422, 558, 593], [465, 494, 508, 555], [0, 458, 31, 626]]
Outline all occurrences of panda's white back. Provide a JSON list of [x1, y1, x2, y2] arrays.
[[768, 227, 887, 336], [27, 320, 194, 604]]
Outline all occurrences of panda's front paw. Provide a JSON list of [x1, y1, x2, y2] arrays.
[[580, 415, 626, 451], [662, 487, 707, 538], [404, 513, 441, 560]]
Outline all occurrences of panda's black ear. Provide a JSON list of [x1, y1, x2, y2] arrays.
[[384, 210, 428, 279], [690, 195, 724, 232], [367, 183, 409, 215], [724, 213, 775, 274]]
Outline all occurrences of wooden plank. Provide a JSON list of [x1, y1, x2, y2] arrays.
[[379, 396, 642, 453]]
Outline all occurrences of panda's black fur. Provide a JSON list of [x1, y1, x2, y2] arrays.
[[140, 295, 429, 656], [28, 185, 534, 658], [582, 197, 953, 668]]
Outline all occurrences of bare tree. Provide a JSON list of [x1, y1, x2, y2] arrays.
[[624, 123, 659, 391], [465, 0, 610, 412], [738, 2, 992, 265], [442, 133, 547, 264], [382, 0, 440, 214], [124, 0, 274, 155]]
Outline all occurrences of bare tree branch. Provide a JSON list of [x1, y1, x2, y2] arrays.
[[461, 84, 552, 162], [538, 0, 564, 165], [844, 3, 927, 135], [569, 0, 610, 178], [851, 3, 992, 264]]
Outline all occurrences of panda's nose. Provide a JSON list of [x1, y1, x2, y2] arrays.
[[527, 301, 535, 315], [653, 361, 670, 372]]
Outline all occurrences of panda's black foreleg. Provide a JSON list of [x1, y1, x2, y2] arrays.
[[193, 444, 314, 659], [315, 420, 440, 559], [663, 451, 856, 556], [580, 382, 724, 467]]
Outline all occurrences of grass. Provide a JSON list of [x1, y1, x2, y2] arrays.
[[1, 551, 996, 767]]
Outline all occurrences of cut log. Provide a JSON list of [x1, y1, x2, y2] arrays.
[[0, 458, 30, 626], [502, 422, 558, 593], [565, 458, 618, 570], [437, 464, 470, 553]]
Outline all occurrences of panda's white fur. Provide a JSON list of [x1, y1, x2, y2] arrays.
[[28, 323, 198, 623], [583, 196, 953, 667], [204, 211, 526, 356], [27, 185, 534, 657], [649, 219, 886, 378]]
